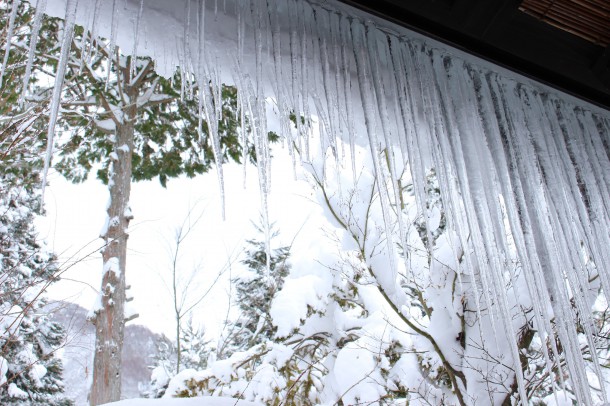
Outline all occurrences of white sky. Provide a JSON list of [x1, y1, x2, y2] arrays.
[[37, 144, 328, 340]]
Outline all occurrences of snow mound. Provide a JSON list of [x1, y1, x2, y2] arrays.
[[106, 396, 262, 406]]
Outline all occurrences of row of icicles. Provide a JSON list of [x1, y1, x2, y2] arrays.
[[4, 0, 610, 403]]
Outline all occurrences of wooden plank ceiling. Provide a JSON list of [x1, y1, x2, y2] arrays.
[[520, 0, 610, 47]]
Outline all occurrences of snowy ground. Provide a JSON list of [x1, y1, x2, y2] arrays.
[[106, 398, 261, 406]]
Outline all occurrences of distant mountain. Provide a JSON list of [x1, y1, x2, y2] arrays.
[[48, 301, 165, 405]]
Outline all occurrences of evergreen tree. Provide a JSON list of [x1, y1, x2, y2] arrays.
[[179, 319, 211, 371], [218, 225, 290, 358], [145, 335, 175, 399], [0, 171, 73, 406], [145, 320, 212, 399], [0, 3, 71, 404], [0, 1, 53, 185]]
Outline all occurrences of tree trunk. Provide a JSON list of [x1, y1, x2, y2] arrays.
[[90, 94, 136, 405]]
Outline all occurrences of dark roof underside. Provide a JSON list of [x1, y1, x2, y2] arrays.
[[338, 0, 610, 111]]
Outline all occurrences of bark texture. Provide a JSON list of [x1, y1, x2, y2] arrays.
[[90, 84, 136, 405]]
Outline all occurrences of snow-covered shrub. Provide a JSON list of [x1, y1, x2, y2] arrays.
[[0, 175, 72, 405], [163, 140, 609, 404]]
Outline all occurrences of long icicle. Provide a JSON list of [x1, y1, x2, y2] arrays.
[[20, 0, 47, 106], [253, 0, 272, 277], [1, 0, 21, 88], [130, 0, 145, 78], [42, 0, 77, 198], [479, 71, 563, 399], [105, 0, 119, 90]]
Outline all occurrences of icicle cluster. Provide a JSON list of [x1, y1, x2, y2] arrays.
[[19, 0, 610, 402]]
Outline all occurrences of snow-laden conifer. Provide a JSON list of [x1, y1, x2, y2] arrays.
[[0, 3, 71, 403], [218, 225, 290, 359]]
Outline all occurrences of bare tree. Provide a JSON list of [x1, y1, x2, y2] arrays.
[[162, 204, 235, 375]]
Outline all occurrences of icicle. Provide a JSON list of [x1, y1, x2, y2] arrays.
[[337, 14, 357, 185], [197, 0, 206, 80], [530, 93, 607, 401], [299, 1, 312, 161], [492, 75, 568, 398], [430, 53, 504, 347], [452, 61, 530, 403], [435, 54, 498, 342], [389, 36, 423, 264], [234, 0, 250, 188], [328, 11, 346, 154], [200, 77, 226, 221], [572, 110, 610, 279], [19, 0, 46, 106], [130, 0, 145, 77], [183, 0, 192, 77], [77, 25, 88, 75], [401, 42, 437, 254], [194, 0, 226, 220], [478, 72, 563, 396], [497, 79, 593, 405], [267, 0, 297, 179], [524, 98, 597, 406], [315, 8, 339, 160], [182, 0, 194, 102], [535, 97, 608, 404], [105, 0, 119, 91], [1, 0, 21, 88], [240, 73, 272, 277], [287, 0, 305, 160], [385, 37, 409, 167], [75, 0, 97, 75], [87, 0, 103, 65], [350, 19, 398, 293], [252, 0, 272, 276], [177, 46, 186, 102], [416, 44, 487, 336], [42, 0, 78, 197], [364, 26, 410, 287]]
